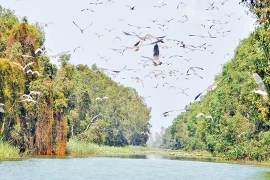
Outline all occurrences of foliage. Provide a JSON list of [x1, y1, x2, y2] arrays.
[[0, 7, 151, 155], [0, 138, 19, 158], [164, 23, 270, 161], [66, 139, 159, 156], [66, 63, 151, 147], [241, 0, 270, 24]]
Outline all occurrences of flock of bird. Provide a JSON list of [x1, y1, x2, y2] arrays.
[[1, 0, 267, 131]]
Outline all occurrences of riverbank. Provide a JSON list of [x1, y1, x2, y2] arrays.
[[66, 139, 270, 165], [1, 139, 270, 166]]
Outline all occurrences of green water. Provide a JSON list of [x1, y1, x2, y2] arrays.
[[0, 155, 269, 180]]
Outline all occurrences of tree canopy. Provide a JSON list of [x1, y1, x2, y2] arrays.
[[0, 6, 151, 155], [163, 21, 270, 161], [240, 0, 270, 24]]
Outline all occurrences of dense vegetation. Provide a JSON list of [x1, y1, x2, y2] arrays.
[[163, 4, 270, 161], [0, 138, 19, 157], [0, 6, 151, 156], [241, 0, 270, 24]]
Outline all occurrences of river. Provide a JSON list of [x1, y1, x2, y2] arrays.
[[0, 155, 269, 180]]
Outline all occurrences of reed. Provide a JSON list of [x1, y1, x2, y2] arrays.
[[0, 139, 20, 158], [66, 139, 102, 155], [66, 139, 160, 156]]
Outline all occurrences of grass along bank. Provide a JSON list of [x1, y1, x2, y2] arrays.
[[66, 140, 270, 165], [66, 139, 215, 159], [0, 139, 20, 158], [66, 139, 162, 156]]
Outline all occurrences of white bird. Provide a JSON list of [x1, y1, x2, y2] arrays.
[[29, 91, 41, 95], [96, 96, 108, 101], [0, 103, 4, 113], [19, 91, 40, 102], [141, 131, 150, 136], [196, 113, 214, 122], [19, 94, 32, 100], [96, 97, 103, 101], [19, 98, 37, 103], [19, 94, 37, 103], [22, 55, 34, 58], [13, 62, 34, 71], [238, 132, 246, 137], [252, 73, 268, 101], [26, 69, 40, 76], [35, 48, 43, 54]]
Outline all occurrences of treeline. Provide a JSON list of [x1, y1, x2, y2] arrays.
[[0, 7, 151, 155], [163, 3, 270, 161]]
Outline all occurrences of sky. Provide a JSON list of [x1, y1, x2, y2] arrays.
[[1, 0, 256, 134]]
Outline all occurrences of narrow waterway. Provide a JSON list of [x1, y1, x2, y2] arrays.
[[0, 155, 269, 180]]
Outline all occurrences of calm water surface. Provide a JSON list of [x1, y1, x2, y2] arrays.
[[0, 155, 269, 180]]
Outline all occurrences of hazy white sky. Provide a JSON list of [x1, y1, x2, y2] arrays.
[[1, 0, 256, 134]]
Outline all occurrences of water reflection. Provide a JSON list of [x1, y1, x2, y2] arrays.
[[0, 155, 269, 180]]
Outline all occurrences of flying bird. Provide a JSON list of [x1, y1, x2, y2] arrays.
[[113, 37, 122, 42], [89, 2, 103, 5], [97, 53, 110, 61], [187, 67, 203, 74], [128, 24, 151, 30], [123, 31, 165, 47], [194, 77, 227, 100], [159, 27, 169, 31], [22, 55, 34, 59], [252, 73, 268, 101], [13, 62, 34, 71], [81, 8, 94, 12], [26, 69, 40, 76], [154, 1, 169, 8], [164, 18, 174, 23], [177, 2, 186, 9], [196, 113, 214, 123], [104, 28, 115, 32], [74, 46, 84, 52], [73, 21, 93, 33], [161, 109, 185, 117], [177, 88, 189, 96], [126, 5, 136, 10], [95, 33, 104, 38], [178, 15, 188, 23], [19, 92, 39, 103], [141, 44, 163, 66], [169, 55, 183, 58]]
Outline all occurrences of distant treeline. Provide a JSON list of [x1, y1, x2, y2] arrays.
[[0, 7, 151, 155]]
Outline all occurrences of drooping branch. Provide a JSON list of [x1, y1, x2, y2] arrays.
[[85, 114, 100, 132]]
